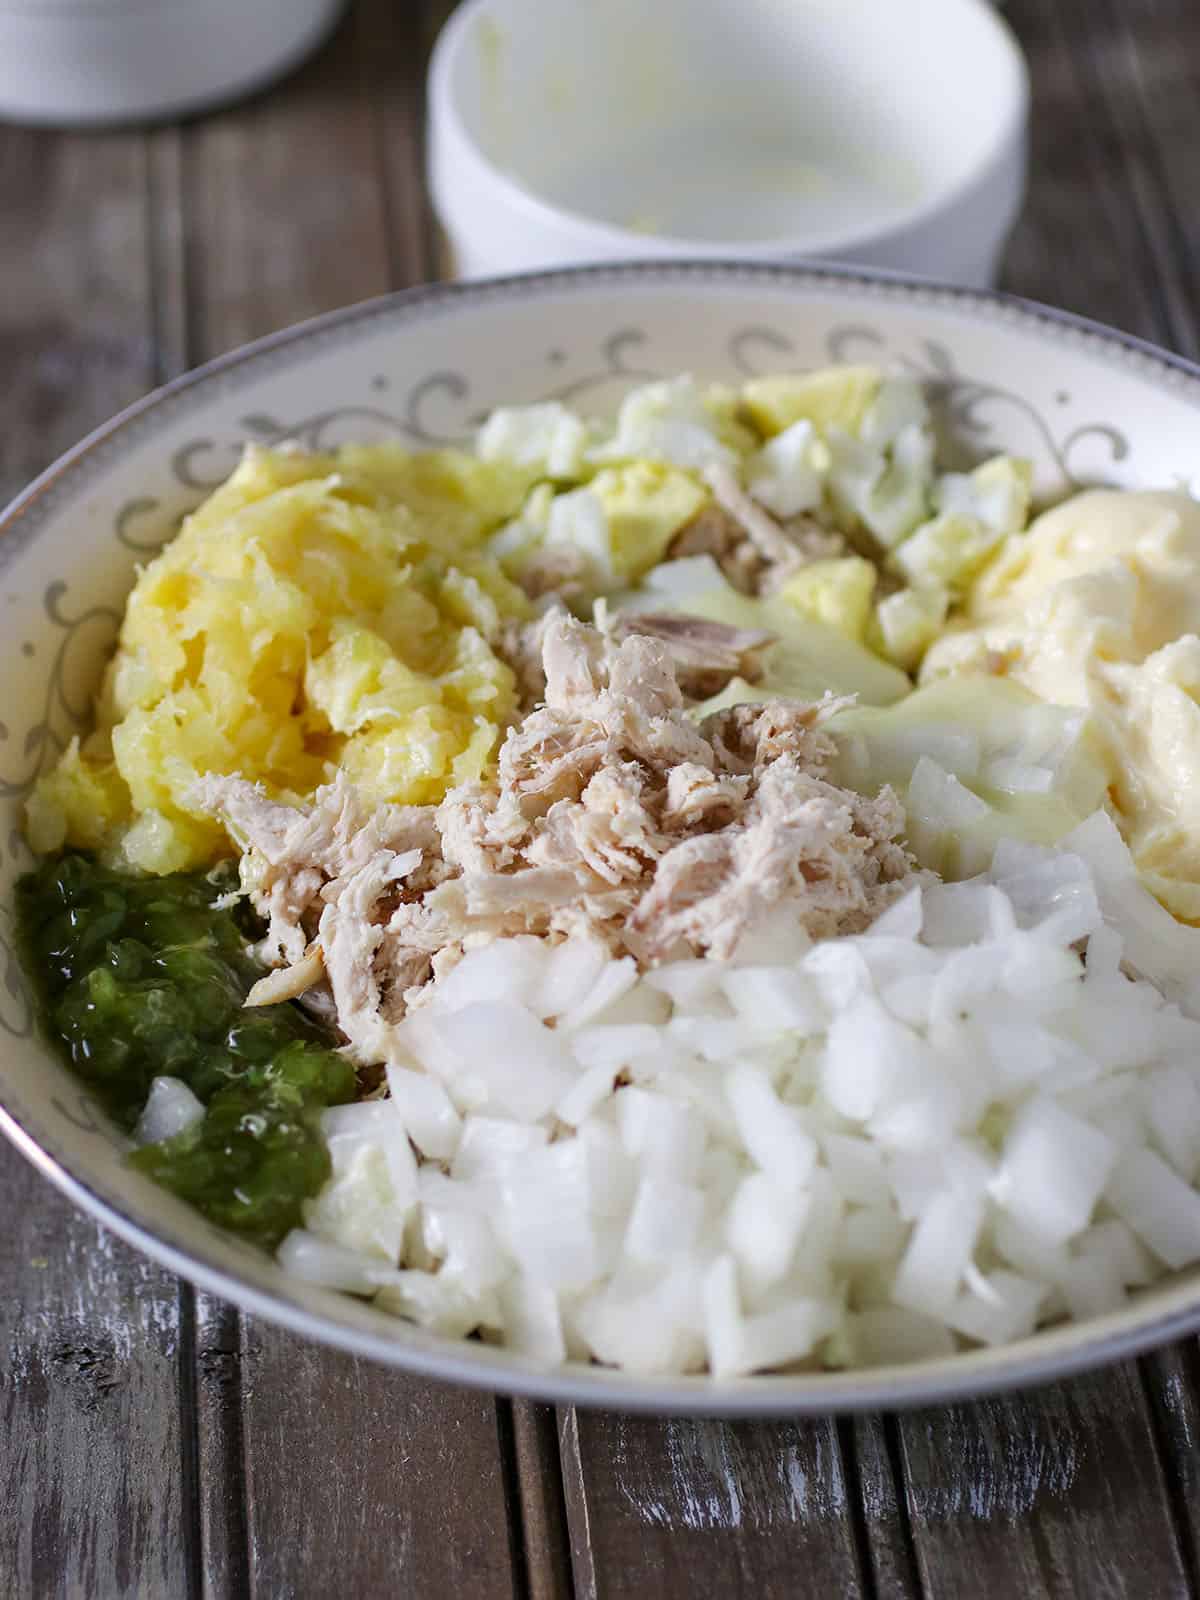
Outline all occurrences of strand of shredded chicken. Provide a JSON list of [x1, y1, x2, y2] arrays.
[[670, 468, 847, 596], [192, 617, 915, 1065], [502, 601, 777, 717]]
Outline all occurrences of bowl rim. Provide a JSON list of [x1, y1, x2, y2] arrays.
[[7, 256, 1200, 1416], [426, 0, 1031, 259]]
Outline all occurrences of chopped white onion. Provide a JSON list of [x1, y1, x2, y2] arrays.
[[384, 1064, 462, 1161], [134, 1076, 205, 1145], [990, 1098, 1117, 1245], [276, 812, 1200, 1375]]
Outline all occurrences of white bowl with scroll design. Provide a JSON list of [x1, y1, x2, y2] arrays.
[[3, 261, 1200, 1415], [427, 0, 1029, 287]]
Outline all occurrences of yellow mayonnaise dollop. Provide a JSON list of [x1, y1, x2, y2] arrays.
[[922, 489, 1200, 918]]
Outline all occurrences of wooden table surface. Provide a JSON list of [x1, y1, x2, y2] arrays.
[[4, 2, 1200, 1595]]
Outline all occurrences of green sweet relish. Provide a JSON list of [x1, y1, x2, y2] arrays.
[[16, 853, 355, 1250]]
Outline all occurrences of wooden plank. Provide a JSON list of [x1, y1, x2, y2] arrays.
[[893, 1363, 1191, 1598], [0, 118, 197, 1600], [1068, 0, 1200, 357], [146, 127, 189, 386], [847, 1416, 922, 1599], [511, 1403, 575, 1600], [362, 0, 448, 286], [998, 0, 1177, 346], [559, 1408, 868, 1600], [237, 1327, 519, 1600], [0, 1148, 192, 1600], [0, 129, 156, 502], [192, 1294, 250, 1600], [1141, 1346, 1200, 1595], [1096, 0, 1200, 359], [180, 3, 391, 362]]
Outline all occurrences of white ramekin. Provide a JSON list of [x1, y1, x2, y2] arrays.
[[428, 0, 1030, 288], [0, 0, 346, 127]]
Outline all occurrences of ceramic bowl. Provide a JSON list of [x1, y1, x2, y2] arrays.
[[5, 261, 1200, 1416], [427, 0, 1029, 287], [0, 0, 346, 128]]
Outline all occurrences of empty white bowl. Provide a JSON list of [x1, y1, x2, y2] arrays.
[[0, 0, 345, 127], [428, 0, 1030, 287]]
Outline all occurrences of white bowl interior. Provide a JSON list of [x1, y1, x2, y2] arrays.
[[442, 0, 1027, 250], [5, 263, 1200, 1413]]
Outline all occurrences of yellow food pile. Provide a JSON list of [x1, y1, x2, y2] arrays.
[[923, 489, 1200, 920], [27, 445, 536, 874]]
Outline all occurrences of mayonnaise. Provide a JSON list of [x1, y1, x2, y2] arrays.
[[922, 489, 1200, 919]]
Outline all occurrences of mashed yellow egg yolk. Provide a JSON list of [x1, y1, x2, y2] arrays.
[[26, 444, 536, 874], [921, 489, 1200, 919]]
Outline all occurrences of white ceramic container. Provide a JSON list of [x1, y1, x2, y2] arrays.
[[0, 0, 346, 127], [4, 261, 1200, 1414], [428, 0, 1030, 287]]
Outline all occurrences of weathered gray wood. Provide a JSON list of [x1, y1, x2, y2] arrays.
[[1095, 0, 1200, 360], [847, 1416, 922, 1599], [511, 1402, 575, 1600], [894, 1364, 1191, 1598], [238, 1325, 519, 1600], [193, 1294, 250, 1600], [146, 127, 189, 386], [1142, 1345, 1200, 1594], [0, 1150, 191, 1600], [559, 1407, 869, 1599], [0, 130, 156, 502], [0, 113, 197, 1600], [364, 0, 449, 287], [999, 0, 1180, 348], [180, 7, 391, 362]]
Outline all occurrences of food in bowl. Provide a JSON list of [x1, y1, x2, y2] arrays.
[[18, 365, 1200, 1378]]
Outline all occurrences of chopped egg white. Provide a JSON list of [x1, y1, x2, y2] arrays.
[[747, 418, 829, 518], [589, 375, 739, 471], [477, 402, 590, 479]]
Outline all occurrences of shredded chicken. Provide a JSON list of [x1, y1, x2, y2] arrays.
[[630, 756, 911, 959], [192, 771, 441, 969], [703, 462, 805, 573], [669, 475, 848, 597], [192, 617, 915, 1062], [773, 515, 848, 574], [244, 943, 325, 1008], [496, 605, 567, 707], [668, 502, 768, 593], [514, 546, 588, 604], [610, 613, 775, 700]]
